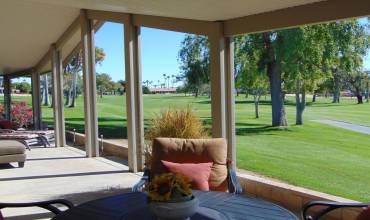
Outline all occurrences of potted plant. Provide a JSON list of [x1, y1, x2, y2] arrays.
[[146, 173, 199, 220]]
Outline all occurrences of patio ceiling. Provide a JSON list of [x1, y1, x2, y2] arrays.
[[0, 0, 368, 76], [0, 0, 79, 75], [27, 0, 323, 21], [0, 0, 325, 75]]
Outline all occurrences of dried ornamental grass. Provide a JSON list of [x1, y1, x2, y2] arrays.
[[144, 107, 208, 166]]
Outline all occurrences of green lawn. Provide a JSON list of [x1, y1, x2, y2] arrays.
[[1, 94, 369, 201]]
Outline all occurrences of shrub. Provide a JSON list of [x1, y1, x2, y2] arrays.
[[144, 107, 208, 166], [11, 102, 33, 128], [145, 107, 208, 141]]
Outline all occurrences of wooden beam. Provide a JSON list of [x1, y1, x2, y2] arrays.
[[6, 68, 33, 79], [35, 49, 52, 73], [224, 0, 370, 36], [55, 16, 80, 49], [133, 14, 218, 36], [86, 9, 218, 36], [81, 9, 100, 157], [87, 10, 129, 23]]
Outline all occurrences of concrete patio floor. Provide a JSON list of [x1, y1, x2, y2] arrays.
[[0, 146, 141, 220]]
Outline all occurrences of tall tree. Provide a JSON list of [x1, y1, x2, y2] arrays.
[[178, 34, 210, 97], [96, 73, 113, 98], [64, 47, 105, 107], [281, 25, 327, 125], [323, 20, 369, 103], [235, 36, 269, 118], [237, 32, 288, 126]]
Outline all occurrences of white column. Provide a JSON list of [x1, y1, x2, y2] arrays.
[[80, 9, 99, 157], [210, 30, 236, 168], [210, 34, 226, 138], [124, 15, 144, 172], [224, 37, 236, 168], [3, 75, 11, 120], [51, 44, 66, 147], [31, 71, 42, 130]]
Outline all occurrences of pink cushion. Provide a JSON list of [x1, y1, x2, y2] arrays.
[[356, 206, 370, 220], [0, 210, 4, 220], [161, 160, 213, 191], [0, 120, 12, 129]]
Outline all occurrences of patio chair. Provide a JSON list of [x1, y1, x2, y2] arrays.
[[0, 129, 54, 149], [0, 199, 74, 219], [132, 138, 242, 194], [302, 201, 370, 220]]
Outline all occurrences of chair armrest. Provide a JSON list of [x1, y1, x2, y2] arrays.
[[302, 201, 370, 220], [228, 166, 242, 194], [132, 169, 150, 192], [0, 199, 74, 215]]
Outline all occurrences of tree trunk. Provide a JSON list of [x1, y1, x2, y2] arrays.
[[312, 91, 317, 102], [295, 88, 306, 125], [263, 32, 287, 127], [365, 80, 369, 103], [332, 74, 340, 103], [253, 94, 261, 118], [69, 71, 78, 107], [65, 89, 70, 106], [43, 74, 49, 106], [355, 87, 363, 104]]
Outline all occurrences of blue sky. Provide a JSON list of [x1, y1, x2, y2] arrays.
[[95, 22, 185, 87], [94, 21, 369, 85]]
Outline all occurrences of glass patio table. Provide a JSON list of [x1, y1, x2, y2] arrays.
[[52, 190, 298, 220]]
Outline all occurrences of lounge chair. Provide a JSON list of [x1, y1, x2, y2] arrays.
[[0, 140, 26, 167], [0, 129, 54, 149]]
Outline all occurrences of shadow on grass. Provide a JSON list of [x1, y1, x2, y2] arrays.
[[236, 125, 292, 136]]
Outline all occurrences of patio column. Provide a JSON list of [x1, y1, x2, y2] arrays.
[[224, 37, 236, 168], [209, 29, 226, 139], [124, 15, 144, 172], [210, 28, 236, 168], [80, 10, 99, 157], [3, 75, 12, 120], [3, 75, 11, 120], [31, 71, 42, 130], [51, 44, 66, 147]]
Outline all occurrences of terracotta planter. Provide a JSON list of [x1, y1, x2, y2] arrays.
[[149, 196, 199, 220]]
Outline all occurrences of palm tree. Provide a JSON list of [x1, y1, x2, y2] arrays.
[[163, 74, 167, 87]]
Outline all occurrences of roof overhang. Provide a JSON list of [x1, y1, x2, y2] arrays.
[[0, 0, 369, 76]]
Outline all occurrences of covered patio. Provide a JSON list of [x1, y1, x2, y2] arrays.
[[0, 146, 140, 219], [0, 0, 369, 220]]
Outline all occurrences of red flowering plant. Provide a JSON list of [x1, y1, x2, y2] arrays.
[[11, 102, 33, 129]]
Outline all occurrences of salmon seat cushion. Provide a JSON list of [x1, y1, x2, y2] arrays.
[[356, 206, 370, 220], [161, 160, 213, 191]]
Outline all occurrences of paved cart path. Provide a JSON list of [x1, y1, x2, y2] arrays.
[[313, 119, 370, 135]]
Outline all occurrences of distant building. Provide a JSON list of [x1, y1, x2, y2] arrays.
[[149, 87, 177, 94]]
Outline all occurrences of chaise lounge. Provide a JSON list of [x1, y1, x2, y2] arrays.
[[0, 140, 26, 167]]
